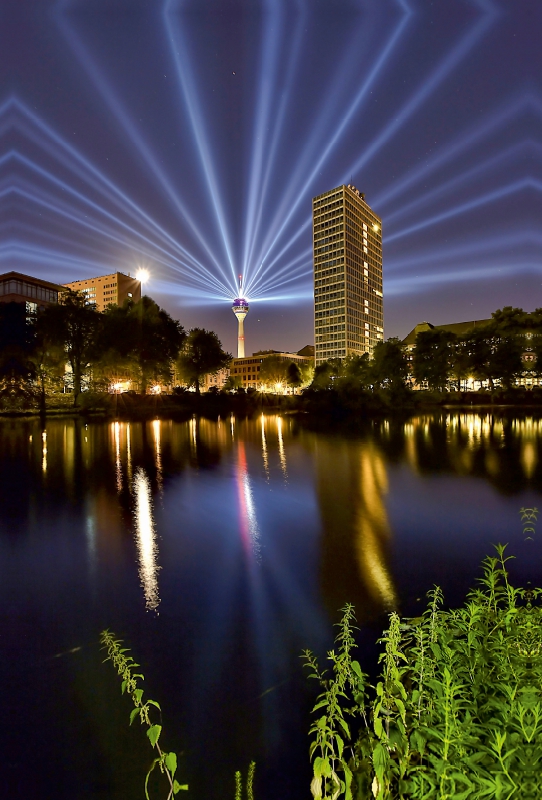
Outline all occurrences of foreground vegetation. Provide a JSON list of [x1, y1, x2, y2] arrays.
[[101, 544, 540, 799], [304, 544, 540, 799]]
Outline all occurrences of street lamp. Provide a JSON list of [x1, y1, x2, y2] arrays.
[[136, 268, 150, 284]]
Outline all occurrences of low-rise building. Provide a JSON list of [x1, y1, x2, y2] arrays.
[[402, 317, 539, 389], [62, 271, 141, 311], [0, 271, 66, 313], [230, 346, 314, 390]]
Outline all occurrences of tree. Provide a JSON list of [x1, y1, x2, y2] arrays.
[[487, 334, 524, 390], [223, 374, 242, 391], [126, 296, 185, 393], [259, 355, 290, 391], [491, 306, 528, 333], [413, 329, 456, 391], [450, 335, 472, 391], [37, 291, 101, 406], [370, 338, 408, 390], [310, 358, 343, 390], [286, 362, 303, 392], [31, 310, 67, 411], [0, 302, 37, 407], [176, 328, 231, 395], [92, 302, 140, 390]]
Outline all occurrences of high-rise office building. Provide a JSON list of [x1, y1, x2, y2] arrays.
[[313, 184, 383, 365]]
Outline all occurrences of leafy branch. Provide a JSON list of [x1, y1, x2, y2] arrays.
[[100, 629, 188, 799]]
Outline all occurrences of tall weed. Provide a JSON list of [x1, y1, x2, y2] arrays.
[[303, 545, 542, 799]]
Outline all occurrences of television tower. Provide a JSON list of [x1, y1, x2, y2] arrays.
[[232, 275, 249, 358]]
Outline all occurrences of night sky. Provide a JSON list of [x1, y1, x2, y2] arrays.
[[2, 0, 540, 355]]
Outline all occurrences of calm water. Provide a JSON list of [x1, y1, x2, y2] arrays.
[[2, 412, 541, 798]]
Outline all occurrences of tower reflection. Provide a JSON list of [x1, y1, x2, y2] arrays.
[[235, 440, 260, 559]]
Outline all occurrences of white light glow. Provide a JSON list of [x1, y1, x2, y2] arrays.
[[133, 467, 160, 611]]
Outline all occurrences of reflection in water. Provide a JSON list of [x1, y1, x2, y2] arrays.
[[313, 435, 397, 618], [236, 441, 260, 559], [375, 413, 541, 494], [113, 421, 122, 493], [189, 416, 197, 460], [276, 417, 288, 480], [152, 419, 163, 491], [126, 423, 132, 483], [41, 429, 47, 473], [355, 447, 396, 609], [261, 415, 269, 480], [133, 467, 160, 611]]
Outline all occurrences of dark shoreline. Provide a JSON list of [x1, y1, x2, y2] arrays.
[[1, 386, 542, 421]]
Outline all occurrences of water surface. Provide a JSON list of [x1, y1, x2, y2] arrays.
[[2, 412, 540, 798]]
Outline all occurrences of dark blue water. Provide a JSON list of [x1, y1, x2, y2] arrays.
[[2, 412, 540, 798]]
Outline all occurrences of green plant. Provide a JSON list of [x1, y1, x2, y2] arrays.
[[100, 630, 188, 799], [234, 761, 256, 800], [303, 545, 542, 799]]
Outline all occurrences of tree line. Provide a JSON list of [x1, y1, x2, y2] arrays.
[[309, 307, 540, 395], [0, 292, 231, 408]]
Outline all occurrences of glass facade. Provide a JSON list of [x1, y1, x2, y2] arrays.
[[313, 185, 383, 365], [0, 277, 59, 304]]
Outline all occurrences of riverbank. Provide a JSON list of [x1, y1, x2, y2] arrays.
[[1, 386, 541, 420]]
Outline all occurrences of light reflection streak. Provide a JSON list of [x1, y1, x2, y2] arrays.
[[126, 423, 132, 484], [189, 416, 197, 460], [86, 514, 97, 583], [236, 441, 260, 560], [42, 430, 47, 473], [276, 417, 288, 480], [113, 421, 122, 493], [261, 415, 269, 480], [399, 414, 541, 484], [351, 446, 396, 609], [133, 467, 160, 612], [152, 419, 163, 492]]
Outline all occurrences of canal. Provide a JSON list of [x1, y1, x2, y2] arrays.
[[2, 412, 540, 798]]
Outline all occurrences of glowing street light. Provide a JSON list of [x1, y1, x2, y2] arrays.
[[136, 268, 150, 284]]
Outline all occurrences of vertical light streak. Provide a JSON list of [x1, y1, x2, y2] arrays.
[[163, 0, 238, 288], [276, 416, 288, 480], [152, 419, 163, 492], [346, 0, 497, 179], [230, 413, 235, 439], [386, 179, 538, 243], [249, 0, 412, 279], [261, 414, 269, 480], [42, 430, 47, 473], [86, 513, 97, 582], [354, 446, 396, 609], [236, 441, 260, 559], [189, 416, 197, 460], [54, 18, 226, 276], [113, 421, 122, 494], [373, 93, 527, 208], [126, 423, 132, 484], [133, 467, 160, 612]]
